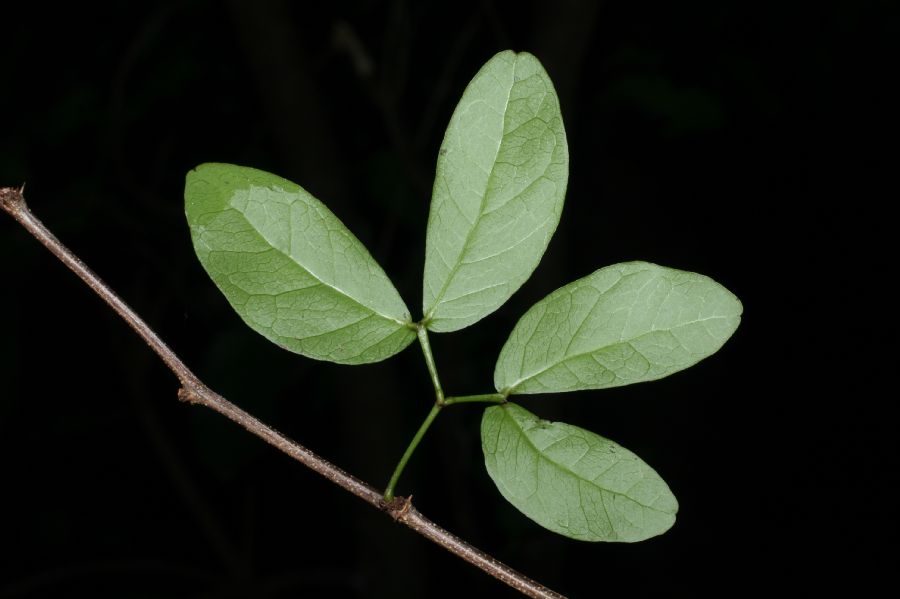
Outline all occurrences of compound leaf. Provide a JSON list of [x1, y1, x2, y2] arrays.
[[495, 262, 742, 394], [423, 50, 568, 332], [185, 163, 415, 365], [481, 403, 677, 542]]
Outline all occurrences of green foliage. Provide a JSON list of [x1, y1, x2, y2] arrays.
[[422, 51, 568, 332], [185, 51, 741, 544], [185, 163, 415, 365], [482, 403, 677, 542], [494, 262, 742, 395]]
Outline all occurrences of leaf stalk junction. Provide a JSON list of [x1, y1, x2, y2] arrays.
[[383, 323, 506, 502]]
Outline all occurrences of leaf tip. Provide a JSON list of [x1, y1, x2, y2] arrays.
[[732, 292, 745, 318], [186, 161, 224, 178]]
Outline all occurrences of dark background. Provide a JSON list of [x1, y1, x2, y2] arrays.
[[1, 1, 893, 597]]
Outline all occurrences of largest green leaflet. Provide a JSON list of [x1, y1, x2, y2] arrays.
[[422, 51, 568, 332], [185, 50, 742, 545]]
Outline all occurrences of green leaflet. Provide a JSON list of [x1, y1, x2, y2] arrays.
[[481, 403, 677, 542], [422, 50, 568, 332], [495, 262, 742, 395], [185, 163, 415, 365]]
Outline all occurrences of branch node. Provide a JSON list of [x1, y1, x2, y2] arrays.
[[386, 494, 413, 522], [177, 386, 204, 405], [0, 186, 26, 214]]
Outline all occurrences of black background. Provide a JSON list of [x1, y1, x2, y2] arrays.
[[1, 1, 893, 597]]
